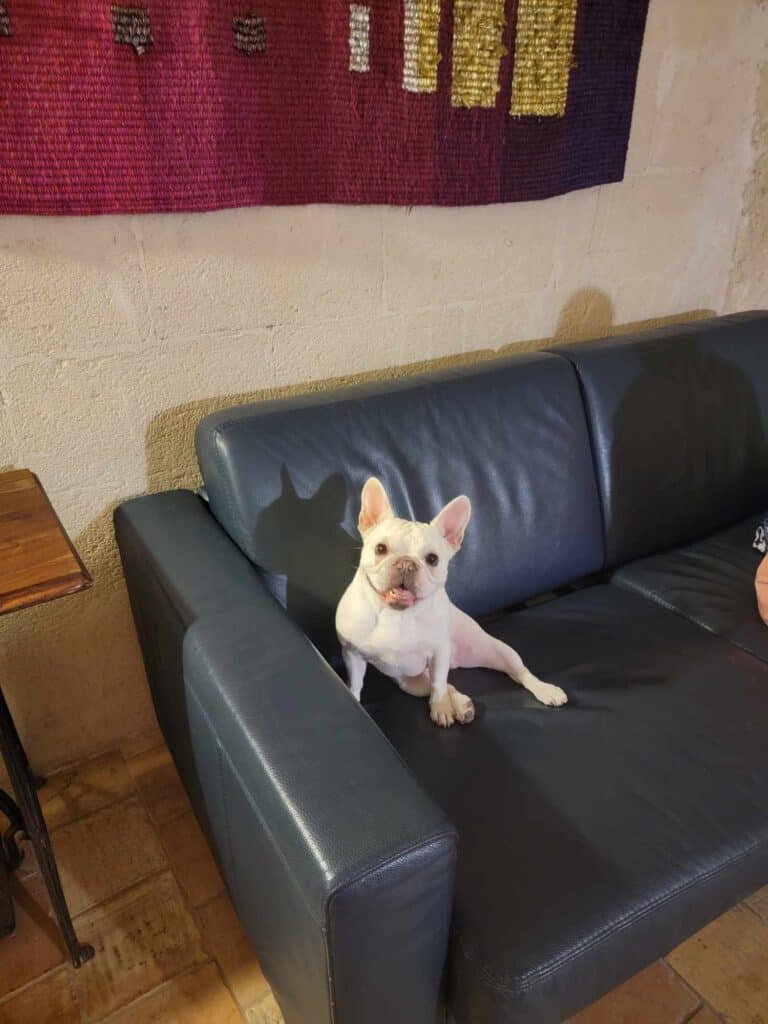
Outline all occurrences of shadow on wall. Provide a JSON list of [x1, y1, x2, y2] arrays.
[[552, 287, 615, 341], [143, 289, 716, 495], [0, 289, 717, 772]]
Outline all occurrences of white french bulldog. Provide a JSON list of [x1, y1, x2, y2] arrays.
[[335, 478, 568, 728]]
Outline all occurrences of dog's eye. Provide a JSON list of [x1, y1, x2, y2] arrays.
[[375, 543, 388, 556], [426, 553, 439, 567]]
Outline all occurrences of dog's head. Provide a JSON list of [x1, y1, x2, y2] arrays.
[[356, 478, 471, 611]]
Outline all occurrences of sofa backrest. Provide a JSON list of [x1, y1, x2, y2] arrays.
[[552, 312, 768, 567], [196, 353, 604, 654]]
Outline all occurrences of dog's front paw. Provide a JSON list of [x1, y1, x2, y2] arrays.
[[430, 691, 457, 728], [448, 685, 475, 725], [533, 681, 568, 707]]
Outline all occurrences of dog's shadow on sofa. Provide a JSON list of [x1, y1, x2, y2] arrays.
[[252, 466, 359, 659]]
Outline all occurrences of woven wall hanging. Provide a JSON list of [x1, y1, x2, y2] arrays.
[[0, 1, 650, 214]]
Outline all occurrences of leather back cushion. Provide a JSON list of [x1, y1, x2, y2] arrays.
[[196, 353, 604, 653], [553, 312, 768, 567]]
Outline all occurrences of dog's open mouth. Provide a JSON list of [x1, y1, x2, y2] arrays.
[[381, 586, 417, 609]]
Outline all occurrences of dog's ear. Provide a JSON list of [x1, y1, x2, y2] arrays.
[[359, 478, 393, 534], [432, 495, 472, 550]]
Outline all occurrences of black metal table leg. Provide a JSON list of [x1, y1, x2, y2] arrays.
[[0, 788, 25, 870], [0, 687, 94, 967], [0, 853, 14, 938]]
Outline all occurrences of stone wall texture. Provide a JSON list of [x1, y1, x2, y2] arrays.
[[1, 0, 767, 771]]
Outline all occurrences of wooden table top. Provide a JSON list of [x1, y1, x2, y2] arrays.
[[0, 470, 92, 615]]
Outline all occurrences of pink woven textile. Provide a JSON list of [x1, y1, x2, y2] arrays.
[[0, 1, 649, 213]]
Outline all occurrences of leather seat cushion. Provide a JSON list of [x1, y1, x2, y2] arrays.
[[612, 516, 768, 662], [366, 586, 768, 1024]]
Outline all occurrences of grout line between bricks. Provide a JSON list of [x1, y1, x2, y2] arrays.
[[96, 961, 218, 1024], [664, 956, 725, 1023], [0, 963, 71, 1009]]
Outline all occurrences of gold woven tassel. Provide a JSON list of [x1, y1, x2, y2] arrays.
[[403, 0, 441, 93], [451, 0, 508, 109], [510, 0, 578, 118]]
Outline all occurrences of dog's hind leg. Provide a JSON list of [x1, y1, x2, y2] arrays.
[[450, 605, 567, 707], [489, 640, 567, 707]]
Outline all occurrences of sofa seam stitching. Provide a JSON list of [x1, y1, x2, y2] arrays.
[[547, 351, 609, 571], [184, 682, 324, 926], [457, 825, 768, 997], [211, 426, 250, 557], [215, 738, 235, 885], [327, 830, 456, 908], [324, 834, 455, 1024], [612, 577, 768, 664]]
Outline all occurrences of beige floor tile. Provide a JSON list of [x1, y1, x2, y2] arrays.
[[667, 904, 768, 1023], [104, 963, 240, 1023], [0, 874, 65, 999], [158, 811, 223, 909], [127, 747, 190, 825], [197, 892, 272, 1012], [568, 961, 700, 1023], [120, 727, 164, 761], [52, 798, 167, 917], [0, 968, 80, 1024], [746, 885, 768, 925], [244, 992, 283, 1024], [688, 1008, 723, 1023], [72, 872, 207, 1022], [39, 752, 135, 831]]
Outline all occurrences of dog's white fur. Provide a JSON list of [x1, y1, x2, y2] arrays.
[[335, 478, 568, 728]]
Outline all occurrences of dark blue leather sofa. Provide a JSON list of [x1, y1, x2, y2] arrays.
[[115, 311, 768, 1024]]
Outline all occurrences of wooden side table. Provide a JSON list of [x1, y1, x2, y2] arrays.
[[0, 469, 95, 966]]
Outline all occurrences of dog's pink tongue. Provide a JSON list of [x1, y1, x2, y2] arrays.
[[384, 587, 416, 607]]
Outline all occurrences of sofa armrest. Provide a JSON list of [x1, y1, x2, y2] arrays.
[[115, 491, 456, 1024]]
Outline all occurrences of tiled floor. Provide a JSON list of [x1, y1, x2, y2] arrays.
[[1, 736, 767, 1024]]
